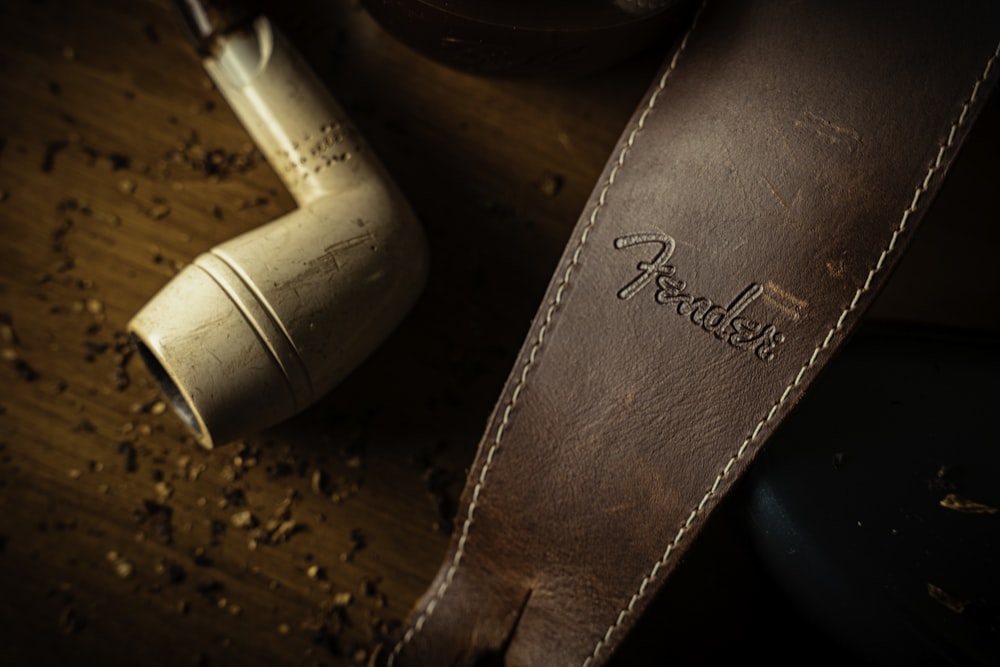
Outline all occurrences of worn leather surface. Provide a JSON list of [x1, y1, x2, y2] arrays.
[[388, 2, 1000, 665]]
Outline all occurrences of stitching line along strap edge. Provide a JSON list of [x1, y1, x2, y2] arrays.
[[386, 3, 710, 665], [582, 36, 1000, 667]]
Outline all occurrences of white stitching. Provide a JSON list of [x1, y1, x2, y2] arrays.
[[581, 37, 1000, 667], [386, 6, 708, 666]]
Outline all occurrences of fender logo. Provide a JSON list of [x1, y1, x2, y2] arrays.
[[614, 232, 785, 362]]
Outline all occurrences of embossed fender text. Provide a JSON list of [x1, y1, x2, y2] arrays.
[[614, 232, 785, 362]]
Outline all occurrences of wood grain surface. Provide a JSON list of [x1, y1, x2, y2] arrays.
[[1, 1, 997, 666], [0, 1, 662, 665]]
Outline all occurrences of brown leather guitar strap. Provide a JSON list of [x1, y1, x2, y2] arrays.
[[389, 2, 1000, 665]]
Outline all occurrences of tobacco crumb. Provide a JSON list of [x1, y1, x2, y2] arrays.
[[191, 547, 212, 567], [928, 464, 958, 493], [164, 131, 261, 179], [194, 579, 224, 603], [52, 257, 74, 273], [538, 173, 564, 197], [118, 179, 136, 195], [67, 468, 82, 480], [232, 443, 260, 470], [266, 460, 295, 479], [112, 366, 130, 391], [142, 23, 160, 44], [56, 196, 78, 212], [203, 520, 223, 546], [311, 469, 328, 494], [939, 493, 998, 515], [108, 152, 131, 171], [0, 315, 17, 346], [340, 528, 366, 562], [50, 218, 74, 254], [13, 358, 40, 382], [83, 337, 107, 352], [270, 519, 300, 544], [136, 499, 174, 545], [113, 557, 135, 579], [424, 463, 457, 534], [277, 622, 291, 635], [73, 419, 96, 433], [220, 487, 246, 507], [58, 604, 86, 634], [359, 577, 379, 599], [80, 145, 99, 165], [927, 583, 967, 614], [307, 565, 325, 580], [118, 440, 138, 472], [83, 341, 108, 362], [166, 562, 186, 584], [51, 218, 74, 253], [148, 203, 171, 220], [332, 591, 353, 607], [230, 510, 257, 529], [52, 517, 77, 531], [42, 140, 69, 173], [154, 481, 173, 502]]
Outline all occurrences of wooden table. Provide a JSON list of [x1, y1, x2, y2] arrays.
[[1, 1, 997, 665]]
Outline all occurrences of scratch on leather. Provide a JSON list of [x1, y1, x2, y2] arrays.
[[763, 280, 807, 321], [386, 5, 710, 666], [761, 174, 800, 225], [583, 37, 1000, 667], [795, 108, 863, 152]]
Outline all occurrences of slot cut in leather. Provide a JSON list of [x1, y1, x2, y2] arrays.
[[390, 1, 1000, 665]]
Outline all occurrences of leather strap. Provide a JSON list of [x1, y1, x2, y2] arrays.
[[389, 2, 1000, 665]]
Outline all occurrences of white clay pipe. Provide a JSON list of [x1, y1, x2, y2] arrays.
[[128, 13, 428, 448]]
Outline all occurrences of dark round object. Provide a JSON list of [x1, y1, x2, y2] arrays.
[[361, 0, 690, 77], [745, 326, 1000, 666]]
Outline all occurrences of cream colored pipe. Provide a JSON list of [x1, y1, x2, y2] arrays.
[[128, 17, 428, 448]]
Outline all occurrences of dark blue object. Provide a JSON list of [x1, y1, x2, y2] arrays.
[[745, 325, 1000, 666]]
